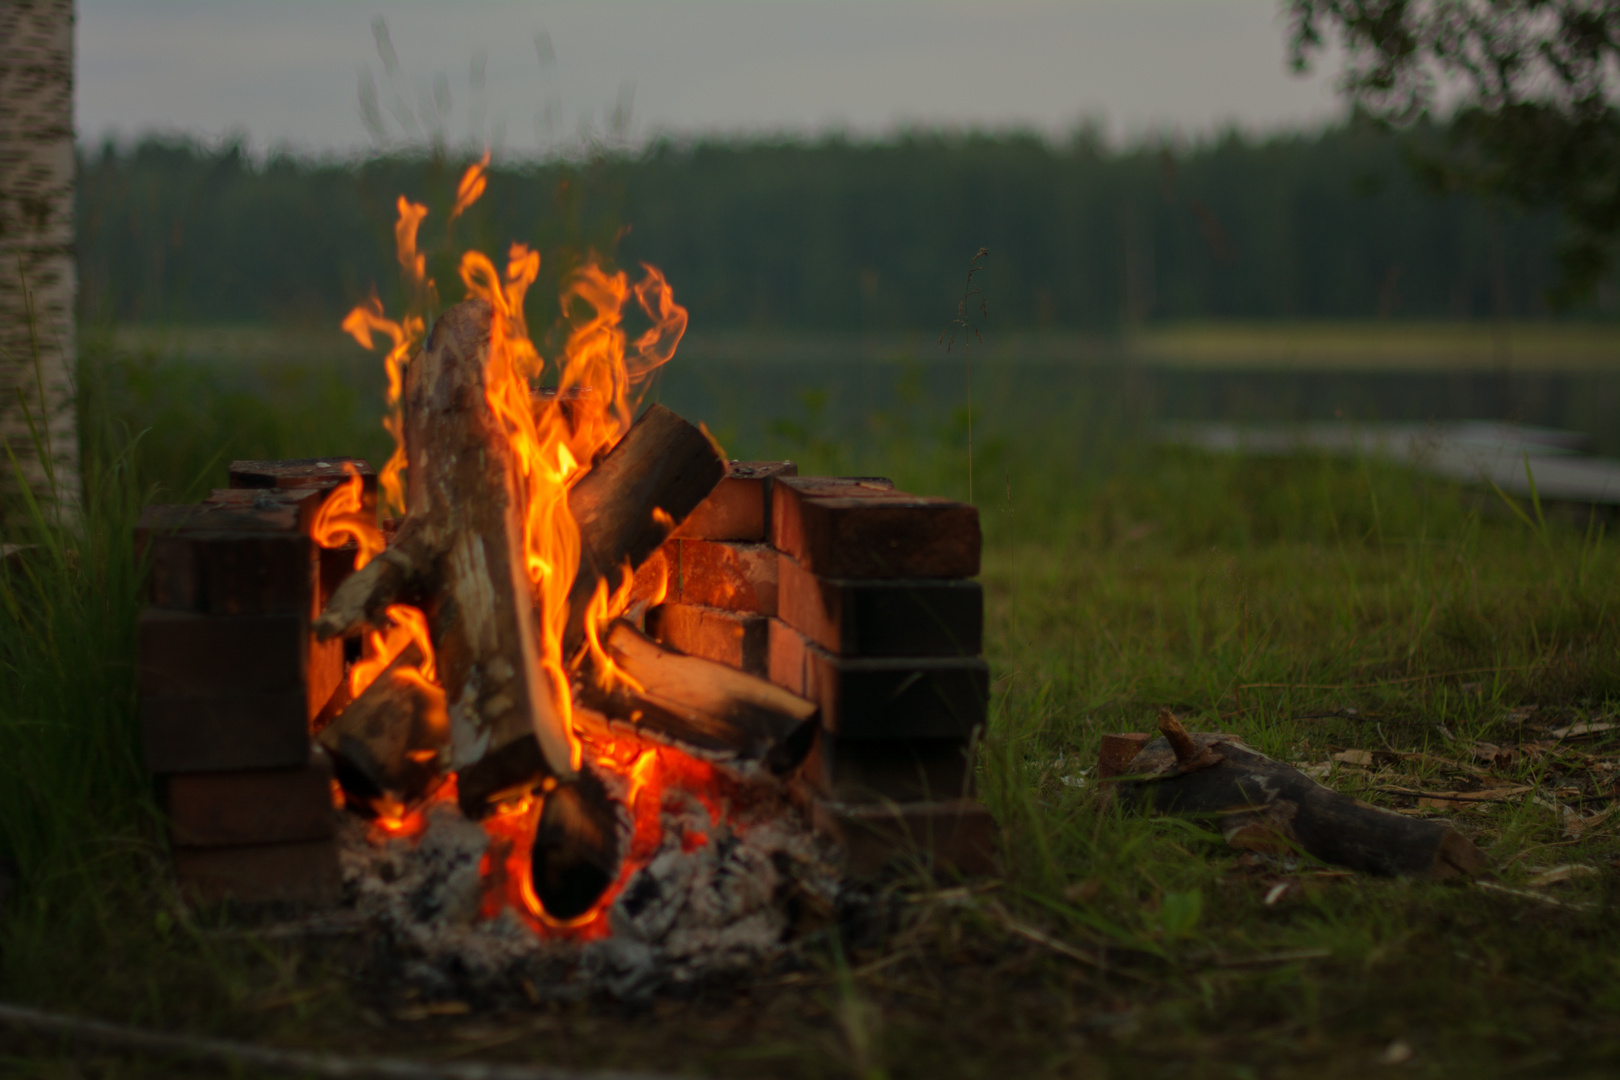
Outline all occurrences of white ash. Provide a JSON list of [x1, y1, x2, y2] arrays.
[[336, 786, 841, 1000]]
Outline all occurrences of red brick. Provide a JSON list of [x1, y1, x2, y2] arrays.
[[770, 621, 987, 739], [673, 461, 797, 541], [802, 734, 976, 803], [777, 554, 982, 656], [137, 609, 308, 697], [137, 494, 333, 617], [675, 539, 778, 614], [647, 602, 769, 674], [142, 693, 311, 772], [767, 616, 810, 694], [772, 477, 979, 579], [229, 457, 377, 495], [813, 798, 997, 877], [173, 839, 342, 906], [166, 751, 336, 847]]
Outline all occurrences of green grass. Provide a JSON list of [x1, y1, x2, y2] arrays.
[[4, 333, 1620, 1077]]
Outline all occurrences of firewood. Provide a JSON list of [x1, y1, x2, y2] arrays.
[[530, 767, 621, 923], [317, 646, 448, 815], [578, 621, 818, 774], [561, 403, 726, 658], [1105, 712, 1490, 879], [312, 300, 574, 818]]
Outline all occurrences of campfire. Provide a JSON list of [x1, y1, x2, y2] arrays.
[[134, 161, 992, 983]]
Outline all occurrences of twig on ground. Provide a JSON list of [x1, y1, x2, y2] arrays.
[[0, 1001, 682, 1080]]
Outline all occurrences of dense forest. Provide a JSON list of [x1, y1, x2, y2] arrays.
[[77, 120, 1598, 332]]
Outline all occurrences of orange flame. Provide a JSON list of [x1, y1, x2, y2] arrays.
[[348, 603, 437, 699], [349, 155, 702, 930], [309, 463, 385, 569]]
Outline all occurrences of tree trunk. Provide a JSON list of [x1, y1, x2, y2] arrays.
[[0, 0, 79, 528]]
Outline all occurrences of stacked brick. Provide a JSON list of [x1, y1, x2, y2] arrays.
[[647, 465, 996, 876], [136, 458, 372, 906]]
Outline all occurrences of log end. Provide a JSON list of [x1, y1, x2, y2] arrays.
[[531, 767, 622, 922], [1432, 825, 1492, 879]]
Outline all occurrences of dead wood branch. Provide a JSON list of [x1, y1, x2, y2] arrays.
[[1104, 718, 1490, 879]]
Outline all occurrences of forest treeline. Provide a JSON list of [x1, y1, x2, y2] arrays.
[[77, 121, 1599, 332]]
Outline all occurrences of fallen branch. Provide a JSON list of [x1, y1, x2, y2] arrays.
[[1104, 712, 1491, 879], [0, 1000, 682, 1080]]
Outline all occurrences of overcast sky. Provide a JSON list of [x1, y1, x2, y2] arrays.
[[78, 1, 1347, 156]]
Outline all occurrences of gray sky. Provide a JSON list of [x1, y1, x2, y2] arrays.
[[79, 1, 1346, 156]]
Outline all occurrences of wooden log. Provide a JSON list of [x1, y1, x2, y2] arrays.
[[579, 621, 818, 774], [562, 403, 726, 658], [1107, 712, 1490, 879], [530, 768, 621, 923], [777, 555, 983, 656], [312, 300, 574, 819], [317, 650, 448, 815], [673, 460, 798, 541]]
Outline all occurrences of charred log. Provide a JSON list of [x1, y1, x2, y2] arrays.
[[563, 404, 725, 659], [531, 768, 621, 922], [578, 621, 818, 775], [317, 646, 448, 815], [1106, 712, 1490, 879]]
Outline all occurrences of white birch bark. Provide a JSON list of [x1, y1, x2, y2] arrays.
[[0, 0, 79, 528]]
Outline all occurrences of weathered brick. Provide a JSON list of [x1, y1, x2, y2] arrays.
[[771, 621, 986, 738], [166, 750, 336, 847], [673, 461, 797, 541], [137, 609, 308, 697], [772, 476, 979, 579], [229, 457, 377, 494], [142, 693, 311, 772], [767, 616, 810, 694], [137, 493, 333, 616], [803, 734, 975, 803], [173, 839, 342, 906], [777, 554, 982, 656], [647, 602, 769, 674], [813, 798, 996, 877], [675, 539, 778, 614]]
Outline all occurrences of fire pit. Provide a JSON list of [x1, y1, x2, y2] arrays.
[[133, 160, 992, 995]]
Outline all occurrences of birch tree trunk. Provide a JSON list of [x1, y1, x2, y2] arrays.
[[0, 0, 79, 528]]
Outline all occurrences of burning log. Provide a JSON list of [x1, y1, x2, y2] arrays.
[[579, 621, 818, 774], [562, 403, 726, 658], [1104, 712, 1490, 879], [316, 645, 448, 815], [313, 300, 575, 815]]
